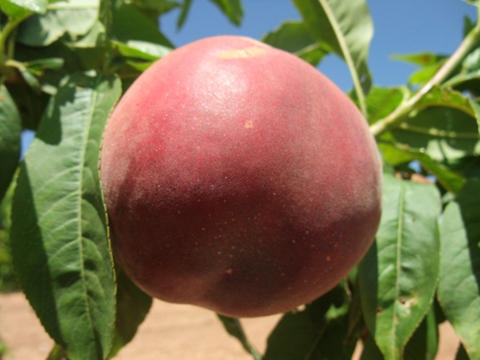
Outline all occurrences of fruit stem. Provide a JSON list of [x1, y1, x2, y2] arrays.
[[370, 8, 480, 137]]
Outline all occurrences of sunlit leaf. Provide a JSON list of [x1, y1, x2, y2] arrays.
[[0, 0, 46, 18], [389, 106, 480, 163], [359, 174, 441, 359], [293, 0, 373, 113], [366, 86, 409, 125], [10, 73, 121, 360], [17, 0, 100, 46]]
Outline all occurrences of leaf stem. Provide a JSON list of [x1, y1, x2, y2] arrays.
[[370, 11, 480, 137], [317, 0, 367, 116], [0, 13, 31, 64]]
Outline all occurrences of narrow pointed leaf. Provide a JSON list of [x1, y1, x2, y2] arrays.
[[10, 73, 121, 360], [438, 180, 480, 359], [264, 285, 353, 360], [217, 315, 262, 360], [176, 0, 192, 29], [208, 0, 243, 26], [108, 269, 152, 358], [0, 85, 22, 202], [292, 0, 373, 113], [403, 307, 439, 360], [359, 174, 441, 359]]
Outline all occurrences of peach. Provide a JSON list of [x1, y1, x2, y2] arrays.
[[100, 35, 382, 317]]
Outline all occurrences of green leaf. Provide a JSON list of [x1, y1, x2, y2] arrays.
[[113, 4, 173, 48], [130, 0, 180, 14], [208, 0, 243, 26], [264, 285, 355, 360], [292, 0, 373, 114], [17, 0, 100, 46], [389, 106, 480, 163], [409, 63, 444, 86], [262, 21, 327, 66], [0, 85, 22, 202], [10, 73, 121, 360], [455, 343, 470, 360], [378, 142, 466, 194], [391, 53, 446, 67], [176, 0, 192, 29], [438, 179, 480, 359], [403, 306, 439, 360], [264, 310, 322, 360], [360, 334, 384, 360], [366, 87, 409, 125], [0, 0, 46, 18], [414, 87, 478, 117], [391, 52, 447, 86], [217, 315, 262, 360], [108, 269, 152, 358], [358, 174, 442, 359], [444, 48, 480, 89], [6, 59, 42, 93]]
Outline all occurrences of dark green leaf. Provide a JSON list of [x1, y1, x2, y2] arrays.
[[208, 0, 243, 26], [6, 60, 42, 93], [113, 4, 173, 48], [17, 0, 100, 46], [262, 21, 327, 66], [10, 73, 121, 360], [176, 0, 192, 29], [108, 269, 152, 358], [264, 285, 354, 360], [360, 334, 384, 360], [463, 16, 476, 37], [293, 0, 373, 111], [455, 343, 470, 360], [131, 0, 180, 14], [359, 174, 442, 359], [0, 85, 21, 202], [438, 180, 480, 359], [378, 142, 466, 193], [264, 310, 322, 360], [404, 306, 439, 360], [217, 315, 261, 360]]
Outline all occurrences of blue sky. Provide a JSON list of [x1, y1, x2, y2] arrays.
[[160, 0, 478, 91]]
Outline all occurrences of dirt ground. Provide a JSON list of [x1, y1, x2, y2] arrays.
[[0, 292, 460, 359]]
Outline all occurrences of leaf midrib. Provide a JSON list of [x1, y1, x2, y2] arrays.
[[75, 85, 100, 355]]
